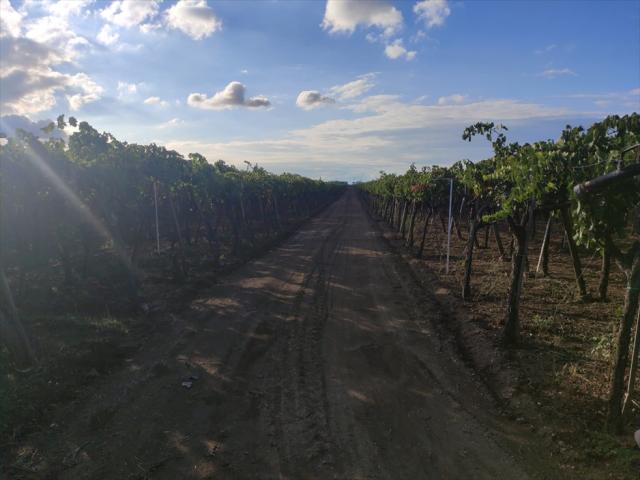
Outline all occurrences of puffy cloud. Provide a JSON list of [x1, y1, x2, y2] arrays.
[[101, 0, 159, 28], [24, 9, 90, 62], [321, 0, 402, 36], [437, 93, 467, 105], [296, 91, 335, 110], [329, 73, 376, 100], [139, 22, 162, 34], [97, 24, 119, 45], [0, 68, 66, 114], [144, 96, 169, 107], [384, 39, 416, 60], [66, 73, 104, 110], [0, 35, 61, 74], [166, 0, 221, 40], [0, 0, 23, 37], [0, 21, 101, 115], [538, 68, 577, 79], [187, 81, 270, 110], [45, 0, 94, 19], [414, 0, 451, 28]]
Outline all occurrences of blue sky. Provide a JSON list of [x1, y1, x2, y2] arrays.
[[1, 0, 639, 181]]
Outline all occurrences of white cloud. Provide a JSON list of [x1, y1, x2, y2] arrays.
[[437, 93, 467, 105], [158, 117, 184, 129], [0, 2, 101, 116], [296, 91, 335, 110], [187, 81, 270, 110], [140, 22, 162, 34], [144, 95, 169, 107], [0, 0, 23, 37], [1, 70, 65, 114], [45, 0, 94, 19], [97, 24, 119, 46], [321, 0, 402, 36], [101, 0, 159, 28], [346, 94, 400, 113], [329, 73, 376, 100], [384, 39, 416, 60], [414, 0, 451, 28], [538, 68, 577, 79], [166, 0, 221, 40], [66, 73, 104, 110], [24, 11, 90, 62]]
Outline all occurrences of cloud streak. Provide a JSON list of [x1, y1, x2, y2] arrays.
[[330, 73, 377, 100], [537, 68, 577, 79]]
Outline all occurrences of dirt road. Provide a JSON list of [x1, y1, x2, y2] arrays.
[[25, 189, 551, 479]]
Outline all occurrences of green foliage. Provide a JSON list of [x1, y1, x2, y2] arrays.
[[0, 118, 346, 286], [359, 115, 639, 238], [572, 114, 640, 251]]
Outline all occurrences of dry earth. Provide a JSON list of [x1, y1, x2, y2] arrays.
[[5, 189, 559, 479]]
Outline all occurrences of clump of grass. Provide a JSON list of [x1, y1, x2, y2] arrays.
[[89, 316, 129, 334], [590, 332, 615, 361], [579, 430, 640, 472], [531, 313, 554, 332]]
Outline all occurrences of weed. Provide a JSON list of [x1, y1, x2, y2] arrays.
[[591, 332, 615, 361], [531, 314, 554, 332]]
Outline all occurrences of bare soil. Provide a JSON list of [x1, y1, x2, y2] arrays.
[[4, 190, 570, 479], [376, 202, 640, 479]]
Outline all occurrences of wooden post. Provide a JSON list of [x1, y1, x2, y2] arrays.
[[622, 304, 640, 418], [536, 214, 552, 276]]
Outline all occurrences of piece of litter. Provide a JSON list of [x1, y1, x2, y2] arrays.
[[635, 429, 640, 449], [181, 381, 193, 389], [189, 374, 200, 381]]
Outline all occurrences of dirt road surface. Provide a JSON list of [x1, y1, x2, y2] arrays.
[[20, 189, 554, 479]]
